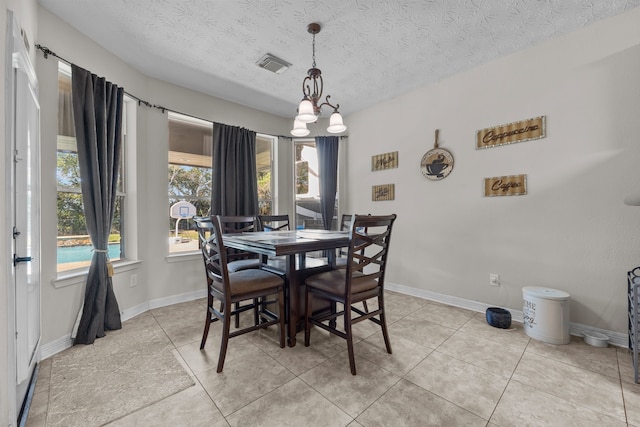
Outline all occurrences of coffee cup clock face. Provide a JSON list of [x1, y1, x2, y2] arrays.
[[427, 162, 447, 175], [421, 148, 454, 181]]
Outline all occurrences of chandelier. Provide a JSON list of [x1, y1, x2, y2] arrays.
[[291, 23, 347, 137]]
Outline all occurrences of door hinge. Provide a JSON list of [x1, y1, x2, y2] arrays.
[[13, 226, 20, 238]]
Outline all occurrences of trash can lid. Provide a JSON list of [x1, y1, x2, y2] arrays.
[[522, 286, 570, 300]]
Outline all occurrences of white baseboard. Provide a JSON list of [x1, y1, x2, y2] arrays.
[[41, 283, 627, 360], [119, 289, 207, 322], [39, 335, 73, 360], [386, 282, 628, 348], [40, 289, 207, 360]]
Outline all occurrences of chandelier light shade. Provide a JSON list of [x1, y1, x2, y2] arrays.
[[291, 22, 347, 136], [296, 99, 317, 123], [291, 119, 310, 137], [327, 111, 347, 133]]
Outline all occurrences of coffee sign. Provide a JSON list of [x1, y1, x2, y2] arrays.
[[484, 174, 527, 197], [476, 116, 546, 149]]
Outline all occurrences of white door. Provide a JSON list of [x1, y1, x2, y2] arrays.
[[7, 11, 41, 417], [13, 61, 41, 399]]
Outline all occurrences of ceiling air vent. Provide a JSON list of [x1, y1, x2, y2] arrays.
[[256, 53, 291, 74]]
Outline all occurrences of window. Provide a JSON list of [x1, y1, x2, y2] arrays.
[[257, 134, 274, 215], [167, 115, 275, 253], [168, 112, 213, 253], [56, 62, 126, 272], [294, 140, 337, 230]]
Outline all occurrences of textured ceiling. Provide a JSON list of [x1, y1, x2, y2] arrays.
[[37, 0, 640, 119]]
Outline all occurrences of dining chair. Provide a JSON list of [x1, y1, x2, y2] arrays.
[[336, 214, 370, 313], [335, 214, 353, 269], [217, 215, 261, 273], [257, 214, 328, 274], [258, 214, 291, 232], [303, 214, 397, 375], [218, 215, 263, 327], [257, 214, 293, 271], [194, 216, 285, 373]]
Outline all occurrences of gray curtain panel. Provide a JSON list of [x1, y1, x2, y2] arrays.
[[316, 136, 339, 230], [211, 123, 259, 216], [71, 64, 124, 345]]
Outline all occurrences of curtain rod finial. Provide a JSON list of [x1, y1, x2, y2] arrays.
[[36, 44, 55, 59]]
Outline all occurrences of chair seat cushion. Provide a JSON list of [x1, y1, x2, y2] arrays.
[[227, 258, 261, 273], [213, 268, 283, 296], [305, 269, 378, 296]]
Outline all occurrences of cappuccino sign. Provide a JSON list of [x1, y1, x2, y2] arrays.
[[484, 174, 527, 197], [476, 116, 546, 149]]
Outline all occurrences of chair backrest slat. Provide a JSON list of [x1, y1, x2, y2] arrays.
[[218, 215, 258, 262], [258, 214, 290, 232], [345, 214, 397, 295], [194, 216, 231, 295], [337, 214, 353, 259]]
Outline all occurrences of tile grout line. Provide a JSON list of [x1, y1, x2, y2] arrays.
[[486, 335, 532, 425], [616, 348, 630, 426], [154, 307, 231, 422]]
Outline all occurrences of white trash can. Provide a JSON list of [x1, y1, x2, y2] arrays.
[[522, 287, 570, 344]]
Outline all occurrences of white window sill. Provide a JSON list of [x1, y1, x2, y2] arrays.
[[165, 251, 201, 263], [52, 259, 142, 289]]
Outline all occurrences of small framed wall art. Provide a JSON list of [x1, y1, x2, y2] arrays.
[[484, 174, 527, 197], [371, 151, 398, 171], [372, 184, 395, 201]]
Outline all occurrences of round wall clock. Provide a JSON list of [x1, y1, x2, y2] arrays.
[[421, 130, 454, 181]]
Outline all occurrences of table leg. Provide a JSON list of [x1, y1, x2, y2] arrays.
[[287, 253, 297, 347]]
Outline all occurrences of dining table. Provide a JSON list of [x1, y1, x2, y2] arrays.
[[222, 228, 350, 346]]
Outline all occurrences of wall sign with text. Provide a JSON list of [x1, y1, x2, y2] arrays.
[[372, 184, 395, 201], [371, 151, 398, 171], [484, 174, 527, 197], [476, 116, 546, 149]]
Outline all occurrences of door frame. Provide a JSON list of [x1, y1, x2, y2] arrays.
[[4, 9, 41, 423]]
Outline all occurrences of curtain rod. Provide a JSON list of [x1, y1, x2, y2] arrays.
[[36, 44, 159, 110], [35, 43, 348, 140]]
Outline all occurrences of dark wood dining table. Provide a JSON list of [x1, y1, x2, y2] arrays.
[[223, 229, 350, 346]]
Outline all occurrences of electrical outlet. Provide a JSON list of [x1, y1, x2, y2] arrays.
[[489, 273, 500, 287], [130, 274, 137, 288]]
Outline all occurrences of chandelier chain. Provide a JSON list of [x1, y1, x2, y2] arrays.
[[312, 32, 316, 68]]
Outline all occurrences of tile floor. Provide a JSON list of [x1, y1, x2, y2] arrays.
[[26, 291, 640, 426]]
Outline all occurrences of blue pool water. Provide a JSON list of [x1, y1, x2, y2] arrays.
[[57, 244, 121, 264]]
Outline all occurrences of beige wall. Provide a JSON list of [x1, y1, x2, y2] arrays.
[[345, 8, 640, 334]]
